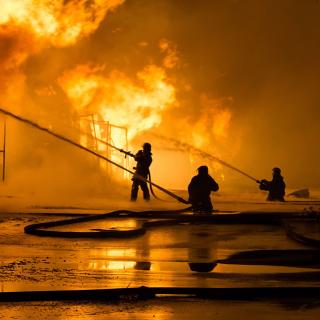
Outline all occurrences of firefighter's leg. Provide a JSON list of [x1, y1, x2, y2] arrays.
[[192, 198, 213, 213], [131, 179, 139, 201], [202, 198, 213, 213], [140, 181, 150, 201]]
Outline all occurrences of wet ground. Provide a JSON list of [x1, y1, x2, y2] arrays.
[[0, 194, 320, 318], [2, 298, 320, 320]]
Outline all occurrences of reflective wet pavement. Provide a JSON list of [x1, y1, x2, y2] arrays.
[[0, 211, 319, 292], [0, 198, 320, 318], [1, 298, 320, 320]]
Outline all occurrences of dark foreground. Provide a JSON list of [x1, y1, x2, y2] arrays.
[[0, 196, 320, 319]]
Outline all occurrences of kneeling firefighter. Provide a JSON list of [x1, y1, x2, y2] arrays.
[[130, 143, 153, 201], [188, 166, 219, 213], [258, 167, 286, 202]]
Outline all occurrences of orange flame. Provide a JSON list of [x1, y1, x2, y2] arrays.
[[0, 0, 124, 45], [0, 0, 237, 187], [0, 0, 124, 67], [159, 38, 180, 69], [58, 63, 177, 142], [193, 95, 232, 146]]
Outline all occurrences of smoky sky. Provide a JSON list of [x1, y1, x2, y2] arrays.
[[25, 0, 320, 188]]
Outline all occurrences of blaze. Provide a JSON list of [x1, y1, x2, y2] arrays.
[[0, 0, 124, 67], [175, 94, 234, 181], [58, 63, 176, 142], [0, 0, 124, 46], [0, 0, 237, 188]]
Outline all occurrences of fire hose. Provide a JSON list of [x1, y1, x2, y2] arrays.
[[23, 208, 320, 251], [0, 107, 264, 203], [0, 108, 189, 205], [118, 148, 175, 202], [1, 107, 320, 248], [1, 286, 320, 302], [1, 109, 320, 304], [18, 210, 320, 303]]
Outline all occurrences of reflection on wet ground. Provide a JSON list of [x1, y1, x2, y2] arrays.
[[0, 200, 320, 318], [1, 298, 320, 320], [1, 211, 320, 292]]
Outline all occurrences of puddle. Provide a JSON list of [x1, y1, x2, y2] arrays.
[[0, 213, 319, 293]]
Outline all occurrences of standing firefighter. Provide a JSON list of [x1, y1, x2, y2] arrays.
[[258, 167, 286, 202], [130, 143, 152, 201], [188, 166, 219, 213]]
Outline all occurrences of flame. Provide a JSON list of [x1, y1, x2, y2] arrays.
[[0, 0, 238, 188], [164, 94, 234, 177], [58, 63, 177, 142], [0, 0, 124, 45], [159, 38, 180, 69], [0, 0, 124, 67], [189, 95, 232, 150]]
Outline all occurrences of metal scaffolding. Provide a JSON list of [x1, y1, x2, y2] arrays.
[[79, 114, 129, 180]]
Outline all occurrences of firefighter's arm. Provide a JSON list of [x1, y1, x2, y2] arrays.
[[209, 177, 219, 192], [134, 150, 143, 161], [119, 149, 135, 158], [259, 179, 270, 191]]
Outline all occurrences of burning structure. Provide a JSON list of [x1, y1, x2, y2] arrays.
[[0, 0, 237, 205], [1, 0, 319, 205], [1, 3, 320, 320]]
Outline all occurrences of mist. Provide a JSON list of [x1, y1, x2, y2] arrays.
[[112, 0, 320, 189], [0, 0, 319, 207]]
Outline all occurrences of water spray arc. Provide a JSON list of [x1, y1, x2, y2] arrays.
[[152, 134, 260, 183], [48, 113, 260, 187], [80, 124, 260, 185], [0, 108, 188, 205]]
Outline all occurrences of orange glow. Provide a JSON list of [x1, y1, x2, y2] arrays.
[[0, 0, 236, 188], [58, 63, 177, 142], [159, 38, 180, 69], [187, 96, 232, 147], [0, 0, 124, 47]]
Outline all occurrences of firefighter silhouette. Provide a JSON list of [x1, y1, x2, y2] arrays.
[[188, 166, 219, 213], [258, 167, 286, 201], [131, 143, 152, 201]]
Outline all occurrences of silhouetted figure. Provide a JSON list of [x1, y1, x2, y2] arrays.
[[188, 166, 219, 213], [131, 143, 152, 201], [259, 167, 286, 201]]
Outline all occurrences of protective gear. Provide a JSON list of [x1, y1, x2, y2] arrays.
[[272, 167, 281, 175], [197, 165, 209, 175], [131, 178, 150, 201], [259, 179, 269, 191], [188, 166, 219, 213], [119, 149, 134, 158], [143, 142, 151, 152], [130, 144, 152, 201], [259, 168, 286, 201]]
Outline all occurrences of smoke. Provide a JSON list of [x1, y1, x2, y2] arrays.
[[118, 0, 320, 189], [150, 133, 258, 183], [1, 0, 320, 209], [0, 0, 126, 207]]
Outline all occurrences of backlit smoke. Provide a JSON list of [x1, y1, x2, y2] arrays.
[[0, 0, 126, 205], [2, 0, 317, 206], [57, 60, 176, 141], [0, 0, 237, 204], [151, 133, 258, 183]]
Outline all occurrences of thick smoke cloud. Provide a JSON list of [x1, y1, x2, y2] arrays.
[[97, 0, 320, 189], [0, 0, 127, 206], [1, 0, 320, 203]]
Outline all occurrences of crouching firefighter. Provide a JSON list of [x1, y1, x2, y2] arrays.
[[188, 166, 219, 213], [124, 143, 152, 201], [258, 167, 286, 202]]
